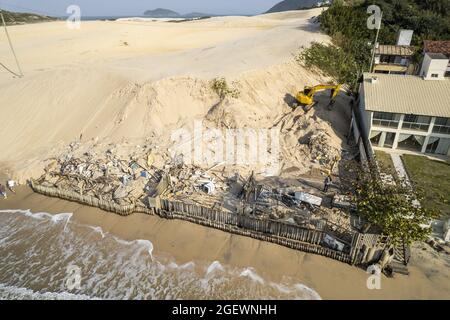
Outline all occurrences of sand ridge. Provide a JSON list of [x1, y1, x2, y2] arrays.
[[0, 8, 339, 182]]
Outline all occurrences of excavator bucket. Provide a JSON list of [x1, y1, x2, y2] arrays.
[[303, 101, 318, 113]]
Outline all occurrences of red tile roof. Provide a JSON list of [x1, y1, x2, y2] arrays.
[[424, 40, 450, 56]]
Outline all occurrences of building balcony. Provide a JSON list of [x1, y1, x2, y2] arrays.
[[401, 122, 430, 132]]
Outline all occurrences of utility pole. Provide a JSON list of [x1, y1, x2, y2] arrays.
[[0, 6, 24, 77], [369, 11, 383, 74]]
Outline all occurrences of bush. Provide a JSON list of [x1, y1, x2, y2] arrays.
[[297, 42, 367, 90], [210, 77, 240, 100]]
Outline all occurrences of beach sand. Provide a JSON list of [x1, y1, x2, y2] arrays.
[[1, 8, 449, 299], [1, 186, 449, 300], [0, 9, 331, 182]]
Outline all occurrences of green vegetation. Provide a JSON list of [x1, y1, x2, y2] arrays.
[[374, 150, 397, 177], [0, 9, 57, 25], [353, 163, 439, 244], [168, 16, 211, 23], [210, 78, 240, 100], [298, 0, 450, 89], [402, 154, 450, 219]]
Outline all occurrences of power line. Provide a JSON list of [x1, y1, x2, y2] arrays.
[[0, 7, 24, 77], [369, 11, 383, 73]]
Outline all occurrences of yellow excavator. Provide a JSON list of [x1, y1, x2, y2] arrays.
[[295, 84, 342, 112]]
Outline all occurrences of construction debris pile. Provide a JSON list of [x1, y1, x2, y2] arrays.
[[305, 130, 341, 167], [238, 172, 353, 232], [35, 139, 355, 233], [37, 143, 156, 205], [36, 141, 238, 207]]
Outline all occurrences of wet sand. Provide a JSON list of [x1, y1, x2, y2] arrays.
[[1, 185, 449, 300]]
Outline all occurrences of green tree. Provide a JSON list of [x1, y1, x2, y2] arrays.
[[299, 0, 450, 89], [353, 163, 439, 245]]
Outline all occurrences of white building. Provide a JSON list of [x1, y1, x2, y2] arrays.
[[423, 40, 450, 78], [420, 53, 449, 80], [373, 30, 415, 75], [353, 54, 450, 157]]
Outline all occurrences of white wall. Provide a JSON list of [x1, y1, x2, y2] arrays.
[[397, 30, 413, 46], [420, 53, 450, 80]]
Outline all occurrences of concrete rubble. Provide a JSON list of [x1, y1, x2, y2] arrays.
[[35, 140, 356, 232]]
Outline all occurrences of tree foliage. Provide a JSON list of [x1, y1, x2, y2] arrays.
[[352, 163, 439, 245], [298, 42, 364, 87], [299, 0, 450, 88]]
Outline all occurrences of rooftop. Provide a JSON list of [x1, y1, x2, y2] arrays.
[[362, 73, 450, 118], [375, 45, 415, 56], [424, 40, 450, 56], [427, 52, 448, 60]]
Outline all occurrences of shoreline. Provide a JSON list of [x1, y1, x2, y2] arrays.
[[1, 186, 449, 299]]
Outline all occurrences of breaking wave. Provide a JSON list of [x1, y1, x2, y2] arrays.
[[0, 209, 321, 300]]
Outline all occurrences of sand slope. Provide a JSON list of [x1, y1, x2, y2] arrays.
[[0, 9, 338, 181]]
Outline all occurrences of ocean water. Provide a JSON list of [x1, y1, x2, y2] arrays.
[[0, 209, 321, 300]]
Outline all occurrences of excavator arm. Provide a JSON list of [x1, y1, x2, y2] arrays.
[[295, 84, 342, 111]]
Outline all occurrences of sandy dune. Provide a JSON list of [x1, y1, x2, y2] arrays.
[[0, 9, 327, 80], [0, 8, 336, 181], [1, 9, 449, 300]]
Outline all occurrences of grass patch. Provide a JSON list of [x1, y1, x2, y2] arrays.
[[402, 154, 450, 219], [374, 150, 397, 177]]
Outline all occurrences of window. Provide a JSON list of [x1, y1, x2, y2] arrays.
[[384, 132, 396, 148], [373, 112, 396, 121], [402, 115, 431, 131], [380, 55, 396, 64], [370, 131, 382, 146], [397, 134, 425, 152], [435, 117, 450, 126], [373, 112, 399, 128], [431, 74, 439, 78], [433, 117, 450, 134], [404, 115, 418, 123], [427, 137, 450, 155]]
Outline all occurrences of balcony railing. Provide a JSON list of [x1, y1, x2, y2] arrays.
[[433, 125, 450, 135], [372, 119, 399, 128], [401, 122, 430, 132], [377, 61, 410, 67]]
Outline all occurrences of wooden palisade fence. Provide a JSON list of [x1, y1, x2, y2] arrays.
[[30, 180, 389, 266]]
